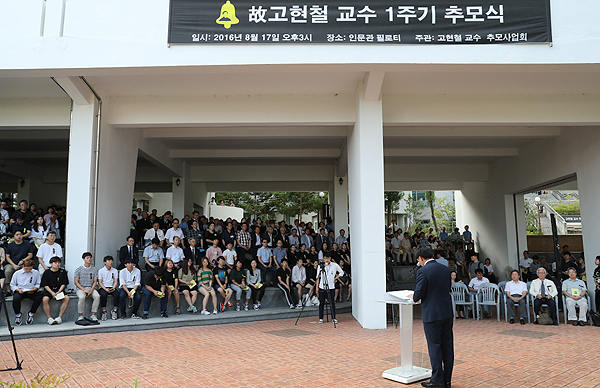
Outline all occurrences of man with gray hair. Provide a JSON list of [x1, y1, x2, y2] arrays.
[[562, 267, 588, 326], [529, 267, 558, 325], [505, 270, 528, 324]]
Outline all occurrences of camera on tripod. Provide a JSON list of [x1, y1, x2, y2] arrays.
[[319, 261, 326, 269]]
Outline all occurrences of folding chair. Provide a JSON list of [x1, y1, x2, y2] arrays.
[[451, 283, 474, 320]]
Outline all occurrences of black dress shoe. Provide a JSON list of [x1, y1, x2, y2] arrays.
[[572, 320, 578, 326], [578, 321, 586, 326], [520, 318, 526, 325], [421, 381, 444, 388], [509, 318, 514, 324]]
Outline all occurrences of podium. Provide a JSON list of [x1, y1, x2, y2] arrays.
[[378, 291, 432, 384]]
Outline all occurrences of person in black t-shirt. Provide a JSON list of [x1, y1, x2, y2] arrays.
[[163, 259, 180, 315], [142, 266, 168, 319], [40, 256, 70, 325], [10, 200, 35, 225], [213, 257, 233, 312], [4, 230, 34, 294], [276, 259, 297, 308]]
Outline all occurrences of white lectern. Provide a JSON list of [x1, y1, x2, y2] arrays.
[[378, 291, 432, 384]]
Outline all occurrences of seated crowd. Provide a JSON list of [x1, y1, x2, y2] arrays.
[[0, 204, 352, 326]]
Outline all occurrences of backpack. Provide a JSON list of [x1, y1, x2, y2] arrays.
[[590, 311, 600, 327], [537, 309, 553, 325]]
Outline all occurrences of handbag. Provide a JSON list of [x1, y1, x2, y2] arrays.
[[590, 311, 600, 327]]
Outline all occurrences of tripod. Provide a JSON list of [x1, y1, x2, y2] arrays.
[[295, 264, 337, 328], [0, 290, 23, 371]]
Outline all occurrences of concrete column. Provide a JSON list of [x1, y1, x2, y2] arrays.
[[333, 174, 349, 237], [191, 182, 209, 216], [94, 101, 140, 267], [172, 162, 192, 220], [577, 170, 600, 311], [65, 100, 98, 280], [347, 83, 386, 329]]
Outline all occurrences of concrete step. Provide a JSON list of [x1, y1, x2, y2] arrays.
[[0, 301, 352, 341], [0, 286, 351, 326]]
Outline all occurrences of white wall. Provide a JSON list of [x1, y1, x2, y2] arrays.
[[1, 0, 600, 70], [207, 205, 244, 221], [147, 192, 173, 215]]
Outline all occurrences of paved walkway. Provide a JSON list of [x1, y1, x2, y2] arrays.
[[0, 313, 598, 388]]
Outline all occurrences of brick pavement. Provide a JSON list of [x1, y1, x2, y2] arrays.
[[0, 313, 598, 388]]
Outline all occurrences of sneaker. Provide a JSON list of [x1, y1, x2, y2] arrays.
[[201, 309, 210, 315], [333, 319, 338, 324], [47, 317, 55, 325], [26, 314, 34, 325], [213, 309, 218, 315], [186, 306, 193, 312], [257, 302, 262, 308], [111, 310, 118, 320], [142, 313, 149, 320], [244, 303, 249, 311], [318, 319, 323, 324], [289, 304, 296, 309], [101, 312, 108, 321], [160, 312, 168, 318], [296, 304, 303, 309], [236, 303, 241, 312], [131, 313, 140, 319], [253, 304, 259, 310], [77, 315, 84, 322], [14, 315, 22, 326], [227, 301, 233, 307], [120, 315, 127, 320], [54, 317, 62, 325], [192, 306, 198, 313], [90, 315, 98, 322], [220, 303, 225, 312]]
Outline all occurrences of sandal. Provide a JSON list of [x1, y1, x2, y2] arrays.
[[175, 307, 180, 315]]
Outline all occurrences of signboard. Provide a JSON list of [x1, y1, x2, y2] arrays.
[[563, 215, 581, 223], [168, 0, 552, 44]]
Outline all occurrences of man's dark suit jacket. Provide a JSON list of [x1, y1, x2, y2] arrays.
[[118, 244, 139, 270], [413, 260, 453, 322]]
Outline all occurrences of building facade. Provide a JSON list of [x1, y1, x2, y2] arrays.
[[1, 0, 600, 329]]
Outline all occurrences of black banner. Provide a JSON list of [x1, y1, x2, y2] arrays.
[[168, 0, 552, 44]]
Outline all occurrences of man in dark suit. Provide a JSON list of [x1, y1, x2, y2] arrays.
[[412, 245, 454, 388], [118, 236, 140, 270]]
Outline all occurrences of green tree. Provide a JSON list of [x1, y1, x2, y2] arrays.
[[403, 194, 426, 232], [425, 191, 438, 233], [384, 191, 404, 225], [433, 197, 456, 231], [525, 202, 541, 235]]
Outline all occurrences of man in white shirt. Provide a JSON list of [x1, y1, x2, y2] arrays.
[[165, 218, 185, 248], [505, 270, 528, 324], [390, 231, 402, 264], [388, 220, 400, 234], [10, 258, 41, 325], [291, 257, 307, 308], [223, 242, 237, 268], [118, 259, 142, 319], [36, 231, 63, 274], [144, 221, 165, 247], [315, 252, 344, 324], [519, 250, 533, 281], [97, 256, 120, 321], [291, 219, 303, 237], [166, 236, 185, 268], [468, 269, 490, 317], [529, 268, 558, 325]]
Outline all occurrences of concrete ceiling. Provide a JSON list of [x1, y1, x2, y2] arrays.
[[0, 77, 67, 99]]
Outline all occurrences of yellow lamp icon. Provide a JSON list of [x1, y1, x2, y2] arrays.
[[216, 1, 239, 29]]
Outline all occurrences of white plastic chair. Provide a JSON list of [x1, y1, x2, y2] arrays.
[[561, 293, 592, 325], [477, 283, 500, 321], [451, 283, 475, 320]]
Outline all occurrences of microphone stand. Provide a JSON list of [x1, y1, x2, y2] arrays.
[[0, 290, 23, 371]]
